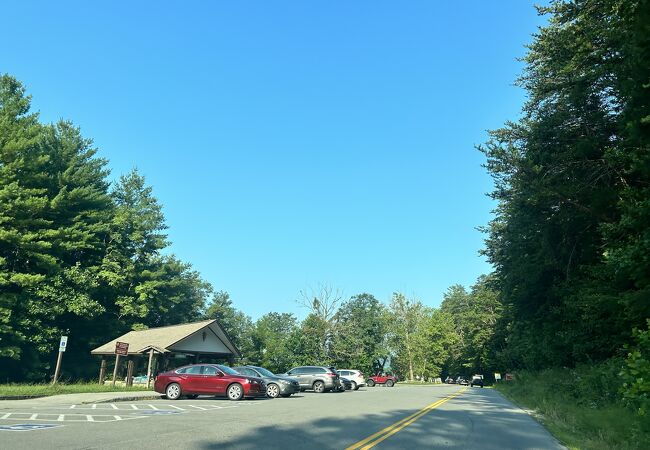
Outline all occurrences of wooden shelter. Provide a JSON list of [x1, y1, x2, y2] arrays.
[[90, 319, 240, 386]]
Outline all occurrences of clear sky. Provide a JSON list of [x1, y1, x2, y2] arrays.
[[2, 1, 546, 319]]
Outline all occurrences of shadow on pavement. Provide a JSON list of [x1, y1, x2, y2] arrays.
[[194, 389, 564, 450]]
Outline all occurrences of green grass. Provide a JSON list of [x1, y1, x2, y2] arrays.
[[495, 366, 649, 450], [0, 382, 150, 397]]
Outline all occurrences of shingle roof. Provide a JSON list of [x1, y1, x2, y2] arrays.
[[90, 319, 239, 356]]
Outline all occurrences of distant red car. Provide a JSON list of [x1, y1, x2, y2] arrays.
[[154, 364, 267, 401], [367, 373, 398, 387]]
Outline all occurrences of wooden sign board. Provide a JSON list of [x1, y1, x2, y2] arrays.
[[115, 341, 129, 356]]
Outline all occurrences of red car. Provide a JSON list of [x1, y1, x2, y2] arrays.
[[367, 373, 398, 387], [154, 364, 267, 401]]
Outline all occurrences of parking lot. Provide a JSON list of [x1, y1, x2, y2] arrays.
[[0, 385, 563, 449]]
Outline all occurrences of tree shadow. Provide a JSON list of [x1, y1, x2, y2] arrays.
[[193, 389, 564, 449]]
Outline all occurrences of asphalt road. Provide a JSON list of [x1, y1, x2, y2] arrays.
[[0, 385, 564, 449]]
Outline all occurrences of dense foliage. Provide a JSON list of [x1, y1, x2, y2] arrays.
[[479, 0, 649, 370], [0, 76, 211, 381]]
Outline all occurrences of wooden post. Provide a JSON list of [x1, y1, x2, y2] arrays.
[[111, 354, 121, 387], [126, 358, 134, 387], [99, 357, 107, 384], [146, 349, 154, 389], [52, 350, 64, 385]]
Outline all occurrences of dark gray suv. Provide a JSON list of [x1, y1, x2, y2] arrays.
[[234, 365, 301, 398], [279, 366, 340, 393]]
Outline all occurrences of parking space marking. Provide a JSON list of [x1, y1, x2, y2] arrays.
[[0, 413, 148, 423], [0, 423, 63, 432], [187, 405, 208, 410]]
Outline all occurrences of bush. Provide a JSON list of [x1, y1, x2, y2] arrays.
[[495, 360, 650, 450], [621, 319, 650, 416]]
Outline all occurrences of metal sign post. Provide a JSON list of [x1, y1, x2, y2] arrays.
[[111, 342, 129, 387], [52, 336, 68, 385]]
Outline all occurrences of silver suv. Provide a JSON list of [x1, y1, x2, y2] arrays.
[[281, 366, 340, 393]]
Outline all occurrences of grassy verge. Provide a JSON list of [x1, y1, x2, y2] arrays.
[[495, 364, 649, 450], [0, 382, 150, 398]]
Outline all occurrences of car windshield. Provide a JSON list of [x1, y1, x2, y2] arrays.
[[253, 367, 275, 377], [217, 365, 240, 375]]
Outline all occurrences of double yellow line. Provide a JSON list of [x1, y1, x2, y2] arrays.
[[345, 388, 467, 450]]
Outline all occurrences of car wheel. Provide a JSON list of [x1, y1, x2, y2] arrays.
[[227, 383, 244, 401], [267, 383, 280, 398], [313, 380, 325, 393], [351, 381, 358, 391], [386, 380, 394, 387], [367, 379, 375, 387], [166, 383, 182, 400]]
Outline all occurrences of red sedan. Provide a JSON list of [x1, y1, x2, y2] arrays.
[[154, 364, 267, 400]]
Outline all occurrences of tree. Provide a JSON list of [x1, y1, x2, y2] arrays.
[[441, 278, 503, 375], [204, 291, 253, 358], [249, 312, 298, 372], [0, 75, 114, 380], [479, 0, 650, 369], [387, 293, 428, 381], [330, 293, 389, 375]]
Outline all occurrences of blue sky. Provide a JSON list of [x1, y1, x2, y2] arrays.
[[2, 1, 547, 319]]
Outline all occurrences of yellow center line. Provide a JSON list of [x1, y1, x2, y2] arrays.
[[345, 388, 467, 450]]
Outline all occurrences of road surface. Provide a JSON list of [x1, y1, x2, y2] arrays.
[[0, 384, 564, 449]]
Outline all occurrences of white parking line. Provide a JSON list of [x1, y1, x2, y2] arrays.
[[187, 405, 208, 410], [0, 413, 148, 423], [167, 405, 185, 410], [91, 404, 97, 409], [110, 404, 118, 410], [148, 404, 159, 410], [130, 404, 138, 410]]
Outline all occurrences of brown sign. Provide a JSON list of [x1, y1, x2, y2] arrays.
[[115, 341, 129, 356]]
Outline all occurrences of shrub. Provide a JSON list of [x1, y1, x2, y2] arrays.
[[621, 319, 650, 416]]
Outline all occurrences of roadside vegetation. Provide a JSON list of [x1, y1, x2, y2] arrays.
[[495, 363, 650, 450], [0, 382, 149, 398]]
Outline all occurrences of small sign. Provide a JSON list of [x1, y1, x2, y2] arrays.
[[59, 336, 68, 352], [0, 424, 63, 432], [494, 372, 501, 380], [115, 341, 129, 356], [505, 373, 514, 381]]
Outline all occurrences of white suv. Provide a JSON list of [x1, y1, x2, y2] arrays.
[[337, 369, 365, 390]]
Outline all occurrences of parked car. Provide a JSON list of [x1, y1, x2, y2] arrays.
[[445, 376, 455, 384], [154, 364, 267, 401], [457, 377, 469, 386], [470, 375, 484, 388], [337, 369, 366, 390], [367, 373, 398, 387], [278, 366, 341, 393], [338, 377, 353, 392], [233, 365, 300, 398]]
